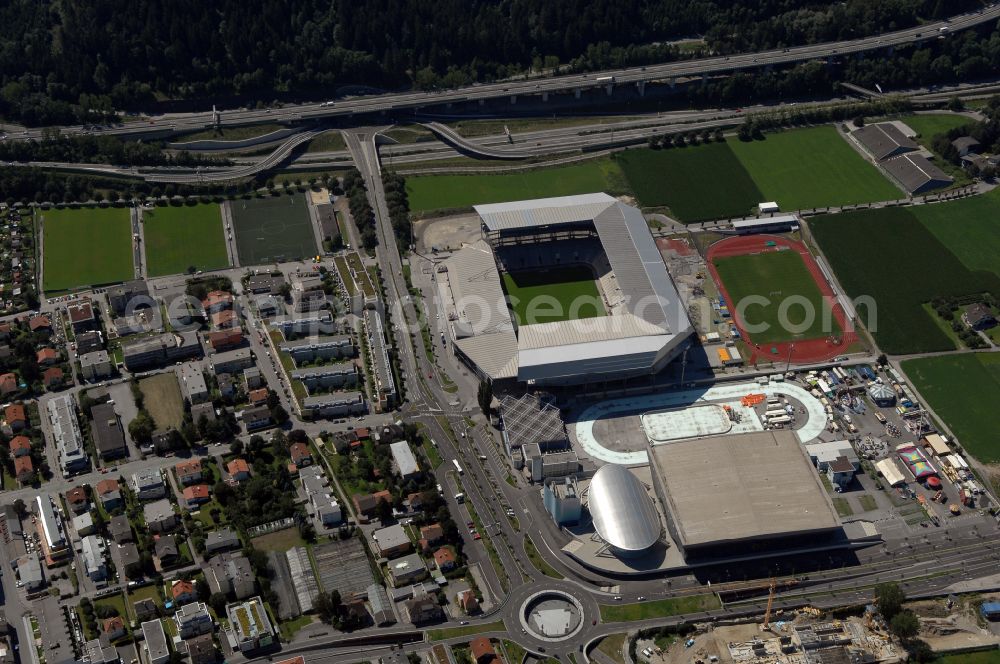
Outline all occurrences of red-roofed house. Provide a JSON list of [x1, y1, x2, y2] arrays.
[[202, 291, 233, 314], [355, 427, 370, 441], [0, 373, 17, 395], [14, 456, 33, 484], [470, 638, 498, 664], [102, 615, 126, 641], [175, 459, 203, 485], [457, 589, 480, 614], [290, 442, 312, 468], [248, 388, 269, 407], [182, 484, 211, 508], [43, 366, 64, 389], [9, 435, 31, 457], [65, 486, 89, 513], [420, 524, 444, 545], [28, 314, 51, 334], [433, 547, 457, 572], [211, 310, 238, 329], [207, 327, 244, 351], [0, 323, 11, 341], [227, 458, 251, 482], [96, 479, 122, 509], [67, 300, 97, 332], [4, 404, 26, 431], [171, 579, 197, 604], [36, 348, 59, 365], [353, 490, 392, 519]]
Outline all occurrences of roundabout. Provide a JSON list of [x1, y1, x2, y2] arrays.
[[519, 590, 586, 642]]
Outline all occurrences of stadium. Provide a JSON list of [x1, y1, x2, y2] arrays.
[[438, 193, 693, 386]]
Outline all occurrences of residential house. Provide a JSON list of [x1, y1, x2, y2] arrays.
[[204, 528, 240, 555], [42, 368, 64, 392], [36, 348, 59, 365], [241, 406, 271, 431], [72, 512, 95, 536], [179, 363, 209, 404], [175, 459, 204, 485], [963, 303, 997, 330], [952, 136, 981, 157], [248, 388, 269, 407], [96, 479, 122, 510], [131, 468, 165, 501], [102, 616, 126, 641], [205, 552, 256, 600], [209, 348, 253, 375], [227, 458, 251, 482], [243, 367, 264, 389], [119, 542, 142, 578], [172, 579, 197, 605], [420, 524, 444, 546], [388, 553, 428, 586], [81, 535, 107, 581], [373, 524, 412, 559], [0, 373, 17, 395], [28, 314, 51, 335], [64, 486, 89, 513], [143, 499, 178, 533], [76, 330, 104, 355], [67, 300, 97, 332], [225, 597, 275, 652], [403, 594, 443, 625], [108, 515, 133, 543], [133, 598, 158, 622], [4, 404, 26, 431], [470, 637, 498, 664], [79, 350, 113, 381], [290, 442, 312, 468], [433, 547, 457, 573], [14, 457, 33, 484], [182, 484, 211, 509], [92, 403, 127, 461], [457, 589, 480, 615], [207, 328, 244, 352], [8, 436, 30, 458], [353, 490, 392, 520], [190, 402, 217, 425], [108, 280, 150, 316], [184, 632, 217, 664], [210, 310, 238, 329], [202, 291, 233, 315], [175, 602, 213, 638]]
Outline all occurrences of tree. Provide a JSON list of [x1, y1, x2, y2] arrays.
[[128, 412, 155, 444], [876, 354, 888, 367], [890, 610, 919, 639], [12, 498, 26, 518], [875, 582, 905, 621], [271, 404, 289, 425], [208, 593, 228, 616], [946, 96, 964, 111], [315, 591, 334, 623], [853, 115, 866, 128], [904, 639, 935, 663], [477, 379, 492, 417], [195, 578, 210, 602], [375, 498, 393, 524], [230, 439, 244, 456]]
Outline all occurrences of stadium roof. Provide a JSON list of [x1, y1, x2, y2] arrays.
[[498, 393, 569, 450], [649, 430, 841, 550], [881, 153, 953, 193], [587, 464, 662, 553]]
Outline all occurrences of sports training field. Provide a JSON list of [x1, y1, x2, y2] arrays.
[[41, 207, 134, 293], [230, 195, 318, 265], [810, 189, 1000, 355], [142, 204, 229, 277], [729, 125, 900, 210], [405, 158, 627, 214], [902, 353, 1000, 464], [901, 113, 974, 144], [712, 250, 840, 344], [502, 265, 605, 325], [616, 143, 763, 222]]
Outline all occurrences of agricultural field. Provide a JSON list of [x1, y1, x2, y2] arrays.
[[139, 373, 185, 430], [901, 353, 1000, 464], [405, 158, 628, 214], [616, 142, 762, 222], [40, 207, 134, 293], [142, 203, 229, 277], [502, 265, 605, 325], [912, 188, 1000, 275], [809, 206, 1000, 355], [729, 125, 901, 210], [230, 194, 318, 265], [712, 250, 839, 344]]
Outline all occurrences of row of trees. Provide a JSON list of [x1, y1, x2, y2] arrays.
[[0, 0, 973, 125], [0, 131, 230, 168], [343, 168, 377, 251], [648, 127, 725, 149], [381, 172, 412, 250]]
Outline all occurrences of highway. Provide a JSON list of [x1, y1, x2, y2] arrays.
[[5, 5, 999, 142]]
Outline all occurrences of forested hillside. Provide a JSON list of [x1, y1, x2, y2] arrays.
[[0, 0, 980, 125]]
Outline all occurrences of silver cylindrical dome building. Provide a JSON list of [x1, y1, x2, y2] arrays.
[[586, 463, 662, 558]]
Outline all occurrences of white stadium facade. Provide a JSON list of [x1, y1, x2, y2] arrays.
[[438, 193, 693, 386]]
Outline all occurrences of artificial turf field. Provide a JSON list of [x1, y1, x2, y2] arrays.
[[40, 207, 134, 293], [501, 265, 605, 325], [230, 194, 317, 265], [901, 353, 1000, 464], [405, 158, 626, 213], [728, 125, 901, 210], [616, 142, 763, 221], [142, 203, 229, 277], [810, 188, 1000, 355], [711, 250, 839, 344]]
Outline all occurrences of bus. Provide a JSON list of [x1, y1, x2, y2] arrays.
[[452, 459, 464, 475]]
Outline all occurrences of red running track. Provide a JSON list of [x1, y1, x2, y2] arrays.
[[705, 234, 857, 365]]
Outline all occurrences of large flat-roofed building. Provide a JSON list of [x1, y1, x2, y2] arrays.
[[649, 430, 842, 559], [279, 335, 354, 363], [91, 402, 127, 461], [290, 363, 358, 391], [363, 309, 397, 411], [225, 596, 275, 653], [301, 392, 366, 419], [141, 619, 170, 664], [272, 312, 336, 338], [444, 193, 692, 386], [122, 332, 201, 371], [35, 494, 70, 563], [47, 394, 88, 474]]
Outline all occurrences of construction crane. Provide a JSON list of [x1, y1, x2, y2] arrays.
[[761, 578, 777, 631]]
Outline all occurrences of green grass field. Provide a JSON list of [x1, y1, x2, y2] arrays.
[[230, 194, 318, 264], [599, 593, 720, 622], [934, 651, 1000, 664], [712, 250, 839, 344], [616, 142, 763, 222], [729, 125, 901, 210], [902, 353, 1000, 464], [41, 207, 134, 292], [810, 205, 1000, 355], [913, 188, 1000, 275], [502, 265, 605, 325], [139, 373, 185, 430], [902, 113, 975, 143], [405, 158, 627, 213], [142, 203, 229, 277]]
